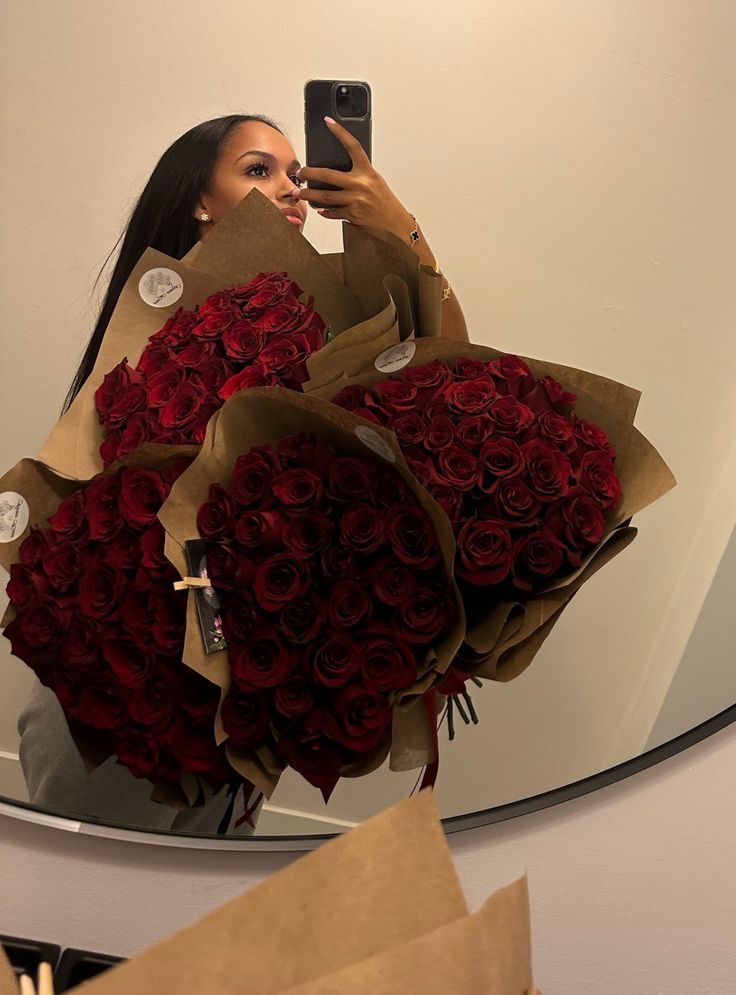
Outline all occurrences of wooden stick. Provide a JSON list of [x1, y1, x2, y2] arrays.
[[37, 962, 54, 995]]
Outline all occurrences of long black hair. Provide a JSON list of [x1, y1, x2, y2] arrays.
[[63, 113, 283, 412]]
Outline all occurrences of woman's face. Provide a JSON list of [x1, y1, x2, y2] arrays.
[[195, 120, 308, 236]]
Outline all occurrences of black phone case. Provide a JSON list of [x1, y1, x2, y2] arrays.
[[304, 80, 372, 200]]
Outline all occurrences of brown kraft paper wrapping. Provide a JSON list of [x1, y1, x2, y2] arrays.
[[68, 792, 476, 995], [280, 875, 535, 995], [303, 336, 676, 682], [157, 388, 466, 798]]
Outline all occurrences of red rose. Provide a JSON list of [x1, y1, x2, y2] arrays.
[[326, 457, 375, 503], [140, 522, 168, 570], [137, 339, 174, 375], [546, 492, 606, 555], [16, 598, 68, 649], [156, 306, 200, 346], [252, 299, 322, 337], [221, 691, 270, 748], [321, 546, 359, 581], [219, 363, 277, 400], [276, 720, 344, 794], [259, 331, 322, 380], [252, 552, 309, 611], [493, 478, 543, 526], [391, 411, 428, 446], [440, 378, 497, 415], [387, 506, 440, 568], [18, 528, 54, 568], [512, 527, 566, 590], [84, 474, 124, 541], [339, 504, 387, 555], [193, 291, 237, 338], [119, 467, 169, 529], [199, 358, 233, 394], [535, 410, 575, 450], [77, 676, 128, 730], [401, 359, 454, 393], [331, 384, 371, 412], [455, 357, 493, 380], [313, 634, 363, 687], [279, 595, 324, 644], [221, 592, 256, 642], [234, 509, 286, 549], [6, 563, 40, 609], [196, 488, 235, 540], [222, 321, 265, 361], [577, 451, 622, 509], [41, 542, 82, 593], [95, 361, 136, 422], [274, 677, 315, 718], [456, 518, 513, 585], [573, 416, 615, 456], [61, 615, 101, 669], [541, 375, 577, 412], [230, 625, 296, 688], [102, 638, 152, 688], [283, 513, 334, 557], [522, 439, 572, 502], [278, 434, 334, 474], [175, 338, 216, 368], [488, 354, 535, 397], [104, 528, 142, 571], [115, 732, 160, 779], [327, 581, 372, 629], [455, 414, 495, 450], [150, 593, 186, 654], [361, 632, 417, 692], [400, 585, 452, 643], [78, 564, 124, 620], [147, 364, 185, 407], [424, 414, 456, 452], [106, 383, 147, 430], [247, 273, 301, 310], [205, 543, 248, 591], [129, 674, 175, 728], [489, 395, 535, 435], [118, 413, 156, 458], [370, 466, 414, 508], [437, 445, 481, 491], [404, 453, 441, 490], [331, 685, 391, 752], [159, 380, 206, 429], [427, 483, 465, 525], [479, 437, 525, 492], [370, 380, 418, 414], [367, 555, 417, 607], [229, 448, 283, 506], [272, 468, 324, 512], [49, 490, 88, 541]]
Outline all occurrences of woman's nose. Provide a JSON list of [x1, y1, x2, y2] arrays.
[[278, 175, 300, 201]]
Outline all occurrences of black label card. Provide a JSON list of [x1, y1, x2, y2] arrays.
[[184, 539, 227, 655]]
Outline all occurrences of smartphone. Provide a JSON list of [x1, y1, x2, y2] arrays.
[[304, 80, 372, 204]]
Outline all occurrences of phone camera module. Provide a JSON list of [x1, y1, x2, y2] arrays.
[[335, 83, 368, 119]]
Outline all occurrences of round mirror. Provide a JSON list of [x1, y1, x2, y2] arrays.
[[2, 4, 735, 848]]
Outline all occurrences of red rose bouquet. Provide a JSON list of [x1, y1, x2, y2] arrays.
[[0, 448, 249, 810], [305, 337, 675, 706], [95, 272, 327, 467], [37, 190, 433, 483], [158, 388, 465, 800]]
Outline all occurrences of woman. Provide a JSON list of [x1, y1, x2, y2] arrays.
[[19, 112, 468, 834]]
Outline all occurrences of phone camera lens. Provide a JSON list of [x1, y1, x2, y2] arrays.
[[335, 83, 368, 119]]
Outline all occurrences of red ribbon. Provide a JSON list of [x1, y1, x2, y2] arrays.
[[418, 689, 440, 792], [234, 783, 264, 829]]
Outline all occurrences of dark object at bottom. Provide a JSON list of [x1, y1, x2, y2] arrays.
[[0, 934, 61, 978], [54, 947, 125, 992]]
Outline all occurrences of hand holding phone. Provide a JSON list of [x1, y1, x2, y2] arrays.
[[303, 80, 372, 206]]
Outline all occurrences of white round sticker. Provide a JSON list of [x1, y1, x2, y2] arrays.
[[355, 425, 396, 463], [0, 491, 30, 544], [374, 340, 416, 374], [138, 267, 184, 308]]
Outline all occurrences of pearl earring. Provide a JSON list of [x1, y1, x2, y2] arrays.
[[199, 212, 211, 223]]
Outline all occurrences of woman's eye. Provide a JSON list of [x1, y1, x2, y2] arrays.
[[290, 174, 306, 187], [247, 163, 269, 177]]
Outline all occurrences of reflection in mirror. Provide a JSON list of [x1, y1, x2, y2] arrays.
[[2, 2, 736, 841]]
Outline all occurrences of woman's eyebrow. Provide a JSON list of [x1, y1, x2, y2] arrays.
[[234, 149, 301, 170]]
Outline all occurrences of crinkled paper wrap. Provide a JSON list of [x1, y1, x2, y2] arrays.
[[304, 336, 676, 683], [157, 388, 466, 799], [66, 792, 537, 995], [37, 189, 438, 484], [0, 444, 213, 810]]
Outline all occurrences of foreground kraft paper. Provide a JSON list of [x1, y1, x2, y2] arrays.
[[67, 792, 486, 995], [280, 876, 534, 995]]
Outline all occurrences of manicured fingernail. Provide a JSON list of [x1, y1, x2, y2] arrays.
[[324, 116, 336, 125]]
